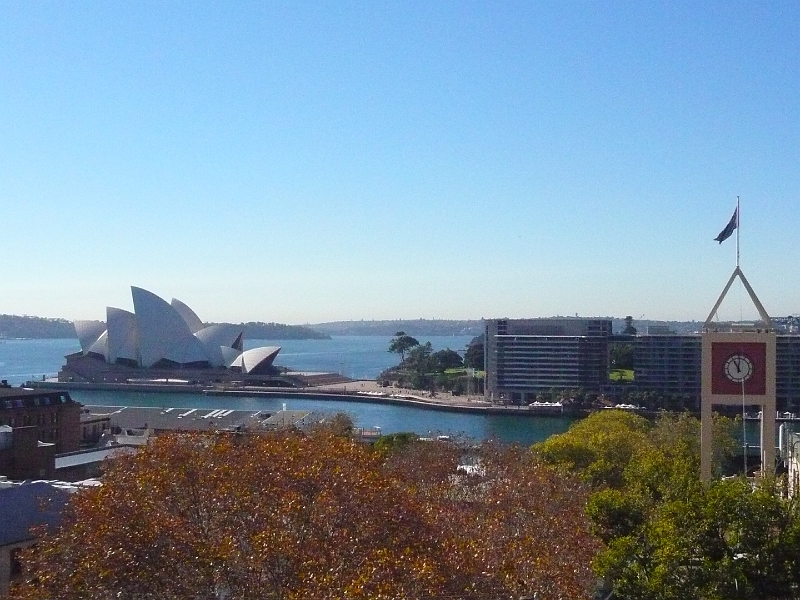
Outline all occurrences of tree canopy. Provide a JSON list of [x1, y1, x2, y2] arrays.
[[533, 410, 800, 599], [463, 340, 485, 370], [595, 475, 800, 600], [609, 342, 634, 371], [387, 331, 419, 365], [382, 340, 473, 392], [622, 316, 637, 335], [431, 348, 463, 371], [14, 430, 599, 600]]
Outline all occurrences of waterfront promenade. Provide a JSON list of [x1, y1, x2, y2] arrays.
[[314, 379, 491, 405], [28, 377, 574, 417], [208, 379, 561, 416]]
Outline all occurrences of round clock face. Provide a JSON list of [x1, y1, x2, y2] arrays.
[[724, 354, 754, 384]]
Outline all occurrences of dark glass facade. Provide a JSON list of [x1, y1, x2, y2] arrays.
[[486, 323, 800, 411], [485, 318, 611, 403], [634, 334, 800, 412]]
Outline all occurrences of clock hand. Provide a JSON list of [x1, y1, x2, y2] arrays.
[[734, 358, 741, 374]]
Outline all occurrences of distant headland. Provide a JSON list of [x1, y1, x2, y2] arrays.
[[0, 314, 707, 340], [0, 314, 329, 341], [307, 318, 704, 337]]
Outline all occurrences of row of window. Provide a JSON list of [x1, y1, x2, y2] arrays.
[[0, 395, 64, 409], [0, 412, 59, 427]]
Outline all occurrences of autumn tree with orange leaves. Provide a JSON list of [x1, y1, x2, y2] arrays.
[[13, 430, 599, 600]]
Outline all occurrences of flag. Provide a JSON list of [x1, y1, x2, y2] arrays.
[[714, 208, 738, 244]]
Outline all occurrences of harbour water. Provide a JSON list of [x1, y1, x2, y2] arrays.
[[0, 336, 477, 385], [0, 336, 577, 445]]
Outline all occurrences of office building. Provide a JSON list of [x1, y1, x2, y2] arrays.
[[484, 318, 611, 403], [777, 335, 800, 412], [485, 317, 800, 411], [633, 333, 702, 409], [634, 333, 800, 412]]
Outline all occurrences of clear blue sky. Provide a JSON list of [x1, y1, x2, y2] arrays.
[[1, 1, 798, 325]]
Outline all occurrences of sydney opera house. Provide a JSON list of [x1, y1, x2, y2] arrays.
[[59, 287, 285, 385]]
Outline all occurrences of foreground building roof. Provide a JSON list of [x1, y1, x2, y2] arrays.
[[0, 481, 70, 547]]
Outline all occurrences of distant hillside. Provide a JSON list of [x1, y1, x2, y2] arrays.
[[613, 319, 704, 335], [310, 318, 708, 337], [0, 315, 76, 339], [0, 314, 329, 340], [0, 313, 723, 340], [234, 322, 330, 340], [309, 320, 484, 337]]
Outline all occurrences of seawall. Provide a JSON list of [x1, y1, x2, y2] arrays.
[[26, 380, 588, 417]]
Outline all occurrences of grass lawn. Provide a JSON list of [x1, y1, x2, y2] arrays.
[[610, 369, 635, 382], [444, 368, 485, 377]]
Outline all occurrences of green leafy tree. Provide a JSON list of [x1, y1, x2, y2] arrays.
[[322, 411, 355, 436], [463, 340, 485, 370], [432, 348, 463, 371], [610, 342, 634, 370], [535, 410, 746, 600], [604, 477, 800, 600], [535, 409, 651, 489], [622, 315, 637, 335], [388, 331, 419, 366], [373, 431, 419, 455], [405, 341, 434, 373]]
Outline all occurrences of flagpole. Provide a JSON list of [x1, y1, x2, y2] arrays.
[[736, 195, 743, 477], [736, 196, 740, 269]]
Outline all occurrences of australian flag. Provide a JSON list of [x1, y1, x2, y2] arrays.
[[714, 208, 738, 244]]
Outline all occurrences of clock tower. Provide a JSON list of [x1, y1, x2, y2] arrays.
[[701, 267, 776, 480]]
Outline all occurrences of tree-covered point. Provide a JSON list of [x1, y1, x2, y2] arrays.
[[381, 336, 482, 394], [237, 321, 329, 340], [0, 315, 329, 340], [310, 319, 483, 337], [0, 315, 76, 339]]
